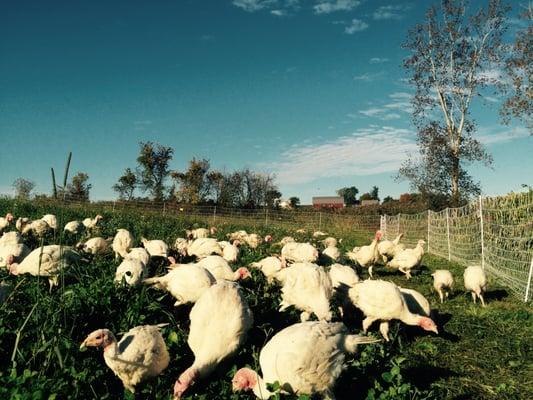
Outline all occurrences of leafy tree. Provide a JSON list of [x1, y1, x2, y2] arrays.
[[113, 168, 137, 200], [172, 158, 212, 204], [501, 3, 532, 131], [336, 186, 359, 205], [400, 0, 510, 206], [370, 186, 380, 201], [288, 196, 301, 208], [216, 169, 279, 208], [136, 141, 174, 201], [12, 178, 35, 199], [382, 195, 394, 204], [66, 172, 92, 201]]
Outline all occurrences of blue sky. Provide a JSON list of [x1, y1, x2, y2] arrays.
[[1, 0, 531, 203]]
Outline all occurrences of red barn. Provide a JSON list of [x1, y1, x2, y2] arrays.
[[312, 196, 345, 209]]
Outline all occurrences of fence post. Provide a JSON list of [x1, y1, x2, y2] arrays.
[[265, 208, 269, 227], [212, 206, 216, 225], [427, 210, 431, 253], [112, 201, 116, 212], [319, 212, 322, 231], [479, 195, 485, 270], [525, 257, 533, 302], [163, 202, 166, 214], [397, 214, 400, 236], [446, 208, 451, 261]]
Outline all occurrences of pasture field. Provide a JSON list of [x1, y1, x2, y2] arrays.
[[0, 198, 531, 400]]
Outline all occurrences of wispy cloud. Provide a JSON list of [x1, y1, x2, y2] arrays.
[[232, 0, 277, 12], [344, 18, 369, 34], [313, 0, 361, 14], [478, 126, 530, 145], [373, 4, 411, 20], [369, 57, 389, 64], [262, 126, 416, 184], [232, 0, 300, 14], [358, 92, 413, 120], [353, 71, 384, 81], [271, 9, 287, 16]]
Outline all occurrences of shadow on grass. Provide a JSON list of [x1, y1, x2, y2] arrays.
[[403, 365, 459, 390], [484, 289, 508, 301], [432, 311, 461, 342]]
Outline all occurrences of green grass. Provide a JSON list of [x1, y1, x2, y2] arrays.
[[0, 198, 531, 400]]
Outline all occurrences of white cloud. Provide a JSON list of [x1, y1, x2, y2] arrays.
[[358, 92, 413, 120], [353, 71, 384, 81], [478, 126, 530, 145], [369, 57, 389, 64], [263, 126, 416, 184], [232, 0, 277, 12], [313, 0, 361, 14], [344, 18, 369, 34], [271, 9, 286, 16], [373, 4, 411, 20]]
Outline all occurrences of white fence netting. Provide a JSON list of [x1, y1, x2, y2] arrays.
[[381, 191, 533, 302]]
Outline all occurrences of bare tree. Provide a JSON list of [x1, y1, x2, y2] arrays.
[[172, 158, 212, 204], [400, 0, 510, 205], [12, 178, 35, 199], [502, 3, 532, 131], [113, 168, 137, 200], [136, 141, 174, 201]]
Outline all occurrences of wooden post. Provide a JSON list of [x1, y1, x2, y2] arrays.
[[427, 210, 431, 253]]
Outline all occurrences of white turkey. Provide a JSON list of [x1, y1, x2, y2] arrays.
[[250, 256, 285, 284], [218, 240, 240, 263], [112, 229, 134, 260], [174, 237, 189, 255], [78, 237, 110, 255], [7, 245, 81, 289], [186, 228, 209, 239], [278, 236, 296, 246], [144, 261, 216, 306], [21, 219, 51, 237], [348, 279, 438, 341], [0, 242, 30, 268], [172, 281, 253, 399], [322, 237, 338, 248], [141, 237, 169, 258], [0, 231, 23, 246], [281, 242, 319, 263], [398, 287, 431, 317], [377, 233, 405, 264], [345, 231, 382, 278], [431, 269, 454, 303], [313, 231, 328, 237], [82, 214, 103, 232], [195, 255, 251, 282], [41, 214, 58, 230], [243, 233, 263, 249], [232, 321, 379, 399], [125, 247, 151, 266], [15, 217, 30, 232], [227, 230, 249, 241], [277, 262, 332, 322], [114, 258, 146, 286], [186, 238, 223, 259], [328, 263, 360, 289], [64, 220, 84, 234], [80, 324, 170, 393], [322, 245, 340, 262], [463, 265, 488, 306], [387, 239, 426, 279], [0, 213, 14, 233]]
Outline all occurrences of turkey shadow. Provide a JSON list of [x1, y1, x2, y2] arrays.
[[484, 289, 508, 301], [431, 311, 460, 342], [403, 365, 458, 390]]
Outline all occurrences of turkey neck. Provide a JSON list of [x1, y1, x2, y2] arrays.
[[398, 307, 424, 327], [103, 334, 119, 359], [252, 374, 274, 400]]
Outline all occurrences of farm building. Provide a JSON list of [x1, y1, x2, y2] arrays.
[[312, 196, 345, 209]]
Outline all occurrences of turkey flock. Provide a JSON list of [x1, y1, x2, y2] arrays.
[[0, 210, 490, 399]]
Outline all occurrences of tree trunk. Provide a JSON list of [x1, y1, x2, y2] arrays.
[[450, 154, 460, 207]]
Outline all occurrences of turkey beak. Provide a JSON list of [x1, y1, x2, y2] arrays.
[[432, 326, 439, 334], [80, 338, 88, 349]]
